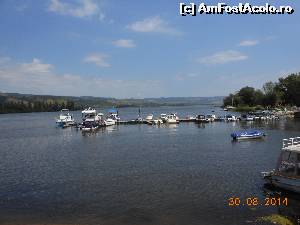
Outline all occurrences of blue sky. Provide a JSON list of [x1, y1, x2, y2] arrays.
[[0, 0, 299, 98]]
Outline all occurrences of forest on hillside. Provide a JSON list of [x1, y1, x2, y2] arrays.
[[0, 93, 223, 114]]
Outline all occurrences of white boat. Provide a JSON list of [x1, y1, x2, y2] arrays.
[[81, 107, 101, 131], [108, 108, 120, 122], [104, 118, 116, 126], [195, 115, 207, 123], [241, 114, 254, 121], [94, 112, 115, 126], [160, 113, 168, 122], [165, 114, 178, 124], [205, 114, 216, 122], [225, 114, 237, 122], [56, 109, 75, 127], [171, 113, 180, 122], [145, 114, 153, 121], [262, 137, 300, 193]]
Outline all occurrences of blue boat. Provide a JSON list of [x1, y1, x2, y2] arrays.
[[231, 130, 265, 140]]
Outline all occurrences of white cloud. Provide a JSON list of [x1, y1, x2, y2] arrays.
[[0, 58, 165, 98], [21, 58, 53, 74], [113, 39, 136, 48], [238, 40, 259, 47], [127, 16, 180, 35], [198, 50, 248, 65], [83, 53, 110, 67], [48, 0, 102, 19]]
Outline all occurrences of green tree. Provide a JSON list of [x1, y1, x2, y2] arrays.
[[277, 73, 300, 106], [262, 81, 280, 107], [238, 86, 256, 106]]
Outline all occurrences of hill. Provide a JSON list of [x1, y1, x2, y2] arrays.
[[0, 92, 224, 114]]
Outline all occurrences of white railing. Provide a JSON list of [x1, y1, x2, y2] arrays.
[[283, 137, 300, 148]]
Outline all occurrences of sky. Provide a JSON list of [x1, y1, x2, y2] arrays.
[[0, 0, 299, 98]]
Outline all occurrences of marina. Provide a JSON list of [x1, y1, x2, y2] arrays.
[[1, 0, 299, 224], [59, 107, 294, 131], [1, 105, 299, 225]]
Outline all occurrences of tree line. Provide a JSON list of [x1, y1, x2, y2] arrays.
[[223, 72, 300, 108], [0, 99, 75, 114]]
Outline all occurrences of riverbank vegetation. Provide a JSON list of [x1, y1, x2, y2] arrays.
[[223, 73, 300, 111]]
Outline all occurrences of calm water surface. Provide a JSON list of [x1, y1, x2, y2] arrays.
[[0, 105, 300, 225]]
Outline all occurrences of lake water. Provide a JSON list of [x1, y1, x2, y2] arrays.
[[0, 105, 299, 225]]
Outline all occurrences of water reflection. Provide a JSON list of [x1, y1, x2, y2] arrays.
[[165, 123, 178, 129], [196, 123, 206, 129]]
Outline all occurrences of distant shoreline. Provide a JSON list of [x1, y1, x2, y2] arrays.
[[0, 103, 223, 115], [0, 92, 223, 114]]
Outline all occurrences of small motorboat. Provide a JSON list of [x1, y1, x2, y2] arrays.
[[170, 113, 179, 123], [104, 118, 116, 126], [262, 137, 300, 193], [104, 119, 115, 126], [216, 116, 226, 122], [225, 114, 237, 122], [108, 108, 120, 122], [205, 114, 216, 122], [231, 130, 265, 140], [241, 114, 254, 121], [165, 114, 178, 124], [56, 109, 75, 128], [160, 113, 168, 122], [145, 114, 153, 121], [195, 114, 207, 123]]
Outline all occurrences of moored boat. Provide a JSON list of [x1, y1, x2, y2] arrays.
[[165, 114, 178, 124], [241, 114, 254, 121], [225, 114, 237, 122], [262, 137, 300, 193], [160, 113, 167, 122], [108, 108, 120, 122], [231, 130, 265, 140], [56, 109, 75, 128], [195, 114, 207, 123], [81, 107, 101, 131], [205, 114, 216, 122], [170, 113, 179, 123], [104, 118, 116, 126], [145, 114, 153, 121], [97, 112, 115, 126]]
